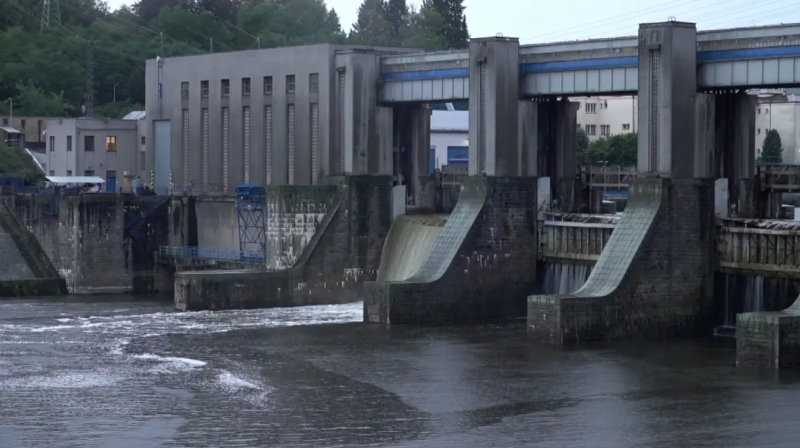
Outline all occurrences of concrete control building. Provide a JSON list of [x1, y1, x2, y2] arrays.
[[144, 43, 419, 195], [45, 116, 144, 191]]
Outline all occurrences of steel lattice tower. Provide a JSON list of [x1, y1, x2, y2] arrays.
[[235, 184, 267, 261], [40, 0, 61, 31]]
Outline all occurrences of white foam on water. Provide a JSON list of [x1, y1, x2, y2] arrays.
[[217, 371, 261, 391], [0, 371, 122, 390], [133, 353, 207, 368]]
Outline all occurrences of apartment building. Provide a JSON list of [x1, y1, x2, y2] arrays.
[[573, 96, 638, 140]]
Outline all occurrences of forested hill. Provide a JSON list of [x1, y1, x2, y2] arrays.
[[0, 0, 469, 119]]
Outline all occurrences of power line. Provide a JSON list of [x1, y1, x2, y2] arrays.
[[132, 1, 236, 52]]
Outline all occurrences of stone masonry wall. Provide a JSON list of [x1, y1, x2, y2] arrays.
[[175, 176, 392, 311], [737, 297, 800, 369], [363, 176, 539, 324], [15, 195, 145, 294], [264, 186, 338, 270], [527, 178, 716, 344]]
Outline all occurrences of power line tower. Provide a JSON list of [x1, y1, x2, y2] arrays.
[[83, 40, 94, 117], [40, 0, 61, 31]]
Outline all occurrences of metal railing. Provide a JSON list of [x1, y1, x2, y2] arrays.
[[158, 246, 265, 262], [758, 164, 800, 192], [583, 165, 637, 189]]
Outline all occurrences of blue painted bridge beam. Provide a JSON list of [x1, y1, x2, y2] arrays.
[[380, 45, 800, 81]]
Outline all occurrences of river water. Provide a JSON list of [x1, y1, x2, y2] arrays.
[[2, 296, 800, 448]]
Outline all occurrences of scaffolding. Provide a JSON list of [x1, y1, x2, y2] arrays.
[[235, 183, 266, 261]]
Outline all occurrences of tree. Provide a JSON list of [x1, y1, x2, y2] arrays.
[[401, 4, 447, 51], [0, 143, 45, 185], [582, 133, 638, 166], [349, 0, 393, 46], [759, 129, 783, 165], [424, 0, 468, 49], [385, 0, 409, 43], [14, 82, 73, 117], [576, 128, 589, 153]]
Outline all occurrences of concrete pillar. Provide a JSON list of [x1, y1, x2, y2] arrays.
[[695, 93, 715, 179], [519, 100, 538, 177], [468, 37, 521, 176], [335, 50, 393, 176], [714, 93, 757, 217], [534, 99, 579, 212], [636, 22, 697, 177], [392, 106, 432, 210]]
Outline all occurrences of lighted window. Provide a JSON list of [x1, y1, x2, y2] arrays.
[[106, 136, 116, 152]]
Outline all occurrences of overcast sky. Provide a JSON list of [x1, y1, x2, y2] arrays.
[[104, 0, 800, 44]]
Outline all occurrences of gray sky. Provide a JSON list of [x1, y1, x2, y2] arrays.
[[105, 0, 800, 44]]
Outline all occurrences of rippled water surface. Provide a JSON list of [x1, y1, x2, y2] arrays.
[[2, 296, 800, 447]]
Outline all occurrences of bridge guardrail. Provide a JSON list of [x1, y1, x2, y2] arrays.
[[158, 246, 265, 262]]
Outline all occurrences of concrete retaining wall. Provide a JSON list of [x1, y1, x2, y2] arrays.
[[174, 176, 392, 311], [363, 176, 539, 324], [13, 194, 168, 294], [527, 178, 716, 344], [737, 298, 800, 369]]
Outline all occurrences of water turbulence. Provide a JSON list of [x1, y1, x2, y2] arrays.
[[542, 262, 592, 295]]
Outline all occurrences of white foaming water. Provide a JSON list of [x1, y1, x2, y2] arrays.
[[0, 371, 122, 390], [744, 276, 765, 313], [0, 302, 361, 401], [217, 371, 261, 391]]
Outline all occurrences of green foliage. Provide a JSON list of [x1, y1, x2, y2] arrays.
[[576, 127, 589, 153], [6, 0, 464, 120], [581, 132, 638, 166], [0, 143, 45, 185], [759, 129, 783, 165]]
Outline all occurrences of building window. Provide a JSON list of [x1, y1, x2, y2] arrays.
[[221, 79, 230, 97], [600, 125, 610, 136], [49, 170, 54, 176], [586, 103, 597, 114], [263, 76, 273, 95], [242, 78, 251, 96], [106, 136, 117, 152], [84, 170, 94, 176], [758, 128, 761, 135], [286, 75, 295, 94], [622, 124, 630, 131], [2, 118, 7, 125], [67, 170, 72, 176], [84, 135, 95, 151], [758, 108, 761, 114], [181, 82, 189, 100], [67, 135, 72, 151], [586, 125, 597, 135], [201, 80, 209, 98], [309, 73, 319, 93], [49, 136, 54, 151], [141, 136, 145, 145], [766, 108, 769, 114]]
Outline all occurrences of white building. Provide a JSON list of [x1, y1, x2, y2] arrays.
[[754, 90, 800, 165], [45, 113, 146, 192], [573, 96, 638, 141], [430, 110, 469, 172]]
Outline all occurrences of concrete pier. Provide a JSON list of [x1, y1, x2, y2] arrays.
[[527, 22, 716, 343], [175, 176, 391, 311]]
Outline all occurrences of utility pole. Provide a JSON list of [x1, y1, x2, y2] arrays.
[[159, 32, 164, 56], [209, 37, 214, 53], [84, 40, 95, 118]]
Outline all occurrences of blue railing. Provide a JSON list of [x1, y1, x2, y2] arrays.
[[159, 246, 265, 262]]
